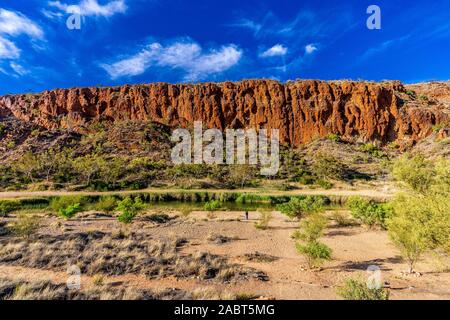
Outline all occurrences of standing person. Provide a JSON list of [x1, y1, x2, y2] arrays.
[[245, 211, 249, 220]]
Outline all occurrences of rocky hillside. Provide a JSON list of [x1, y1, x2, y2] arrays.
[[1, 80, 449, 147]]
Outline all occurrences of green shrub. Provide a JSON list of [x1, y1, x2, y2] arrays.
[[117, 197, 144, 223], [406, 90, 415, 97], [58, 203, 81, 219], [360, 143, 385, 157], [418, 94, 428, 102], [317, 179, 333, 189], [0, 200, 21, 217], [204, 200, 221, 211], [327, 133, 341, 142], [347, 197, 392, 228], [338, 278, 389, 300], [392, 154, 436, 193], [254, 210, 272, 230], [296, 241, 332, 268], [94, 196, 117, 213], [293, 213, 328, 242], [50, 196, 85, 213], [277, 196, 326, 219], [311, 154, 345, 180]]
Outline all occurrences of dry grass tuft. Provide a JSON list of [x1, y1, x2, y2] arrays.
[[0, 232, 265, 283]]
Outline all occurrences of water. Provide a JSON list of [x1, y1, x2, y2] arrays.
[[147, 201, 276, 212]]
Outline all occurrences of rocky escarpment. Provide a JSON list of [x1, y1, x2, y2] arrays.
[[0, 80, 448, 146]]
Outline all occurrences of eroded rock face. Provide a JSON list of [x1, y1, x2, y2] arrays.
[[0, 80, 448, 146]]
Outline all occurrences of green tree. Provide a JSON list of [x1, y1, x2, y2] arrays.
[[73, 154, 106, 186], [347, 196, 392, 229], [36, 149, 58, 182], [294, 212, 332, 269], [15, 152, 39, 183], [227, 165, 258, 188], [277, 196, 326, 219], [392, 154, 435, 193], [388, 193, 449, 273]]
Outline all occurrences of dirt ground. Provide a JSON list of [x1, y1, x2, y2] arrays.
[[0, 209, 449, 300]]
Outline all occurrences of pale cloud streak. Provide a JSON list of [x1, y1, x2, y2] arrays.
[[0, 8, 44, 73], [10, 62, 29, 76], [101, 40, 242, 81], [0, 36, 20, 59], [0, 8, 44, 39], [48, 0, 127, 17]]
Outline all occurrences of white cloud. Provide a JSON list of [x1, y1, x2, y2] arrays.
[[0, 9, 44, 39], [260, 44, 288, 58], [48, 0, 127, 17], [305, 43, 318, 54], [0, 36, 20, 59], [10, 62, 28, 76], [227, 18, 263, 36], [101, 40, 242, 81]]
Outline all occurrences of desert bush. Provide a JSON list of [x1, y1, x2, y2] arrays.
[[10, 214, 42, 238], [347, 197, 392, 228], [331, 211, 355, 227], [387, 193, 449, 273], [277, 196, 326, 219], [0, 200, 21, 217], [292, 213, 328, 242], [94, 196, 117, 213], [254, 210, 272, 230], [360, 143, 384, 157], [337, 278, 389, 300], [294, 212, 331, 269], [316, 179, 333, 189], [296, 241, 332, 269], [92, 275, 105, 287], [311, 153, 345, 180], [327, 133, 341, 142], [204, 200, 221, 211], [58, 203, 81, 219], [117, 197, 145, 223], [392, 154, 435, 193]]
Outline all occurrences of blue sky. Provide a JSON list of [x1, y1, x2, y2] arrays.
[[0, 0, 449, 94]]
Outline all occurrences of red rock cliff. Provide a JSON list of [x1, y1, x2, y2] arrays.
[[0, 80, 448, 146]]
